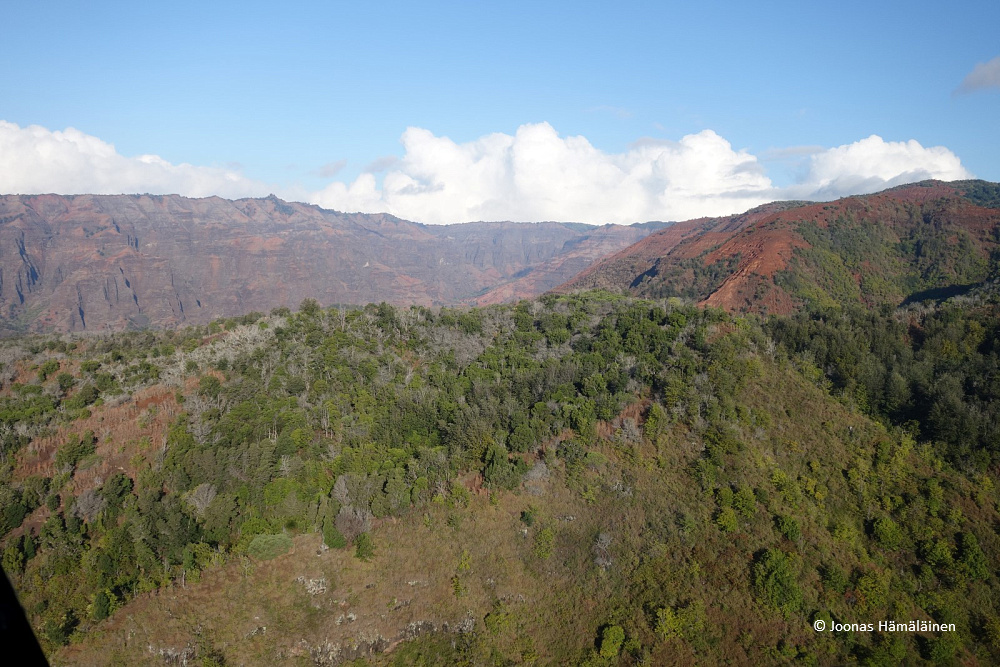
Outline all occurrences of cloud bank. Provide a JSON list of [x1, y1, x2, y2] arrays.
[[782, 135, 972, 201], [0, 120, 973, 225], [312, 124, 773, 224], [312, 124, 972, 224], [956, 56, 1000, 94], [0, 120, 273, 199]]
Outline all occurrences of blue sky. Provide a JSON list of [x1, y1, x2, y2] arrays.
[[1, 1, 998, 223]]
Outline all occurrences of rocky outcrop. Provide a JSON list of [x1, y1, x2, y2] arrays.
[[0, 194, 653, 333]]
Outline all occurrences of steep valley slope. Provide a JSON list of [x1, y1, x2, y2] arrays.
[[0, 193, 659, 334]]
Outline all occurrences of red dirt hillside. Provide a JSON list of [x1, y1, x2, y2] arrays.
[[555, 180, 1000, 314]]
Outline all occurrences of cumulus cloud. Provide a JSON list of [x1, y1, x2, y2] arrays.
[[0, 120, 273, 199], [312, 123, 773, 224], [785, 135, 972, 201], [0, 120, 974, 224], [956, 56, 1000, 94], [312, 124, 972, 224]]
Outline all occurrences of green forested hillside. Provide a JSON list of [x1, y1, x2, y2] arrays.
[[769, 291, 1000, 467], [1, 293, 999, 665], [773, 199, 996, 311]]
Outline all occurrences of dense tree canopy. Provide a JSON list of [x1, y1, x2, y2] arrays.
[[0, 291, 998, 664]]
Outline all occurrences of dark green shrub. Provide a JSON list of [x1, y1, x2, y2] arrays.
[[752, 549, 802, 616], [873, 517, 904, 550], [776, 514, 801, 542], [323, 519, 347, 549], [38, 360, 60, 381], [92, 591, 110, 621], [355, 533, 375, 561]]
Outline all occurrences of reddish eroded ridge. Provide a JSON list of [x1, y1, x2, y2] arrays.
[[557, 180, 1000, 314], [556, 200, 808, 305]]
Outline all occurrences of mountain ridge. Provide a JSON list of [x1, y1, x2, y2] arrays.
[[0, 193, 657, 334], [556, 179, 1000, 314]]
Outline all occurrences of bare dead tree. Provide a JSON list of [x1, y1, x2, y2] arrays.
[[593, 532, 613, 571], [72, 489, 107, 523], [332, 475, 352, 505], [334, 505, 372, 541], [185, 483, 218, 517]]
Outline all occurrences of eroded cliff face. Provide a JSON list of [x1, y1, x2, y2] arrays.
[[0, 193, 652, 333]]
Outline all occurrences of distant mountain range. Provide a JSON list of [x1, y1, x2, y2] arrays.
[[558, 180, 1000, 313], [5, 181, 998, 335], [0, 194, 663, 334]]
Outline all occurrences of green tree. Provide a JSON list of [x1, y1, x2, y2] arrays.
[[323, 518, 347, 549], [716, 507, 738, 533], [92, 591, 111, 621], [198, 375, 222, 400], [873, 517, 904, 551], [355, 533, 375, 561], [733, 486, 757, 519], [775, 514, 800, 542], [483, 442, 524, 490], [54, 431, 97, 471], [752, 549, 802, 616], [2, 543, 25, 575], [56, 372, 75, 393], [600, 625, 625, 658], [855, 569, 890, 614], [38, 359, 60, 381], [957, 532, 989, 581], [655, 606, 682, 640]]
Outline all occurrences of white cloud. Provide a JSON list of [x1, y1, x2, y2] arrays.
[[0, 120, 974, 224], [312, 124, 973, 224], [785, 135, 972, 201], [312, 123, 773, 223], [0, 120, 274, 199], [956, 56, 1000, 94]]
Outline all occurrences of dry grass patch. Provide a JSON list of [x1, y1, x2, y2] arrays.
[[55, 477, 618, 665]]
